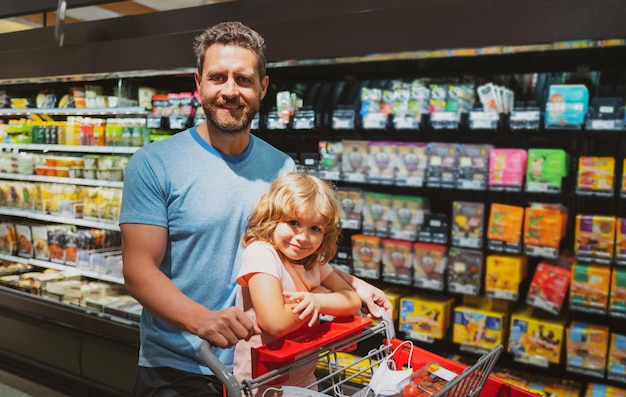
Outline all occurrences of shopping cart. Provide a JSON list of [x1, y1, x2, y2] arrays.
[[200, 312, 535, 397]]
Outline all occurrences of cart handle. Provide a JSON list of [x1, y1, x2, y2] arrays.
[[199, 340, 241, 397]]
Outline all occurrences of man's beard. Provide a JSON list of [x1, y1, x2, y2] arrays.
[[202, 98, 259, 134]]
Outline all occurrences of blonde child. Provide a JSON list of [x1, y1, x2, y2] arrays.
[[233, 172, 361, 395]]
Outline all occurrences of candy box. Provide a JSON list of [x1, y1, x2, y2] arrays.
[[447, 247, 483, 296], [526, 261, 571, 315], [545, 84, 589, 127], [389, 195, 428, 241], [317, 141, 343, 181], [453, 304, 507, 351], [608, 332, 626, 379], [451, 201, 484, 249], [412, 242, 447, 291], [526, 148, 569, 193], [367, 141, 397, 184], [399, 293, 454, 341], [566, 322, 609, 376], [341, 140, 369, 183], [425, 142, 457, 189], [574, 214, 616, 262], [577, 156, 615, 193], [455, 143, 493, 190], [609, 266, 626, 315], [395, 142, 427, 187], [569, 262, 611, 313], [488, 148, 527, 189], [335, 187, 363, 230], [350, 234, 381, 280], [362, 191, 393, 237], [508, 304, 565, 365], [484, 254, 527, 301], [381, 239, 413, 285], [487, 203, 524, 253]]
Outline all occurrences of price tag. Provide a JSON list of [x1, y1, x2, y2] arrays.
[[293, 118, 314, 130], [430, 112, 458, 122], [409, 331, 434, 344], [146, 114, 162, 129], [394, 115, 419, 130], [510, 110, 540, 121], [589, 119, 616, 130], [332, 118, 354, 130], [168, 115, 187, 130]]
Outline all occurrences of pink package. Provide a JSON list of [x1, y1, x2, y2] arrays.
[[489, 148, 528, 187]]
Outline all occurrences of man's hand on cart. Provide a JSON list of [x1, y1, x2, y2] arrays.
[[199, 307, 261, 348], [352, 279, 394, 319]]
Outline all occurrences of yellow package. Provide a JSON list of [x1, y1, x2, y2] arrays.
[[399, 293, 454, 341], [453, 302, 508, 351], [485, 254, 527, 300], [509, 305, 565, 365]]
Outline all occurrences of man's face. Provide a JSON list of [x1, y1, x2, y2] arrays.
[[195, 44, 268, 133]]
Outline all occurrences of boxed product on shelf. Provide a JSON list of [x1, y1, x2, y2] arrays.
[[488, 148, 527, 191], [455, 143, 493, 190], [451, 201, 484, 249], [526, 375, 582, 397], [610, 266, 626, 316], [574, 214, 616, 263], [0, 261, 33, 276], [395, 142, 427, 187], [525, 148, 569, 193], [381, 239, 413, 285], [335, 187, 363, 230], [487, 203, 524, 253], [570, 262, 611, 313], [399, 292, 454, 341], [585, 383, 626, 397], [566, 322, 610, 378], [452, 296, 510, 352], [15, 269, 81, 295], [412, 242, 448, 291], [417, 212, 449, 245], [367, 141, 397, 184], [447, 247, 483, 295], [544, 84, 589, 128], [607, 332, 626, 380], [341, 140, 369, 183], [389, 195, 429, 241], [508, 304, 566, 366], [576, 156, 615, 194], [350, 234, 381, 280], [615, 218, 626, 265], [425, 142, 458, 188], [484, 254, 527, 301], [523, 203, 568, 258], [317, 141, 342, 181], [526, 261, 571, 315], [361, 191, 392, 237], [14, 222, 36, 258]]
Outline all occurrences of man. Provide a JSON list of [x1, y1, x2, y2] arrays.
[[120, 21, 392, 396]]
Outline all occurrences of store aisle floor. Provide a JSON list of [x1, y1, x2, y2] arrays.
[[0, 368, 72, 397]]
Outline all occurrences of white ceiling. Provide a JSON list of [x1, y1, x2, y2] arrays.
[[0, 1, 233, 34]]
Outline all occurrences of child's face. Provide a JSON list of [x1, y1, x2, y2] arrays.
[[273, 213, 326, 262]]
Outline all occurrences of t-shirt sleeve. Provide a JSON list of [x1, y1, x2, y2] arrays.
[[237, 242, 282, 286]]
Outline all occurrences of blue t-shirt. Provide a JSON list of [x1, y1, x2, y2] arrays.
[[119, 127, 295, 374]]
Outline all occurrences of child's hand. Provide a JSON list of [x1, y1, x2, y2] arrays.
[[283, 291, 321, 327]]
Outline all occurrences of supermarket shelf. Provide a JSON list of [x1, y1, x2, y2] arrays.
[[0, 107, 146, 116], [0, 173, 124, 188], [0, 207, 120, 231], [0, 143, 139, 154]]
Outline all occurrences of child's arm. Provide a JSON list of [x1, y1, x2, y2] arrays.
[[247, 272, 311, 338], [284, 270, 361, 327]]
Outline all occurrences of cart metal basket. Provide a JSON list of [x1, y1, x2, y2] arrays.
[[200, 313, 534, 397]]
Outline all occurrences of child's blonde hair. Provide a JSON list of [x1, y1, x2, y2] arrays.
[[243, 173, 341, 270]]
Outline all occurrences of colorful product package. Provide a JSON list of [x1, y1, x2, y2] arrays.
[[412, 242, 448, 291], [341, 140, 369, 183], [350, 234, 382, 280], [317, 141, 343, 181], [608, 332, 626, 380], [487, 203, 524, 253], [399, 293, 454, 341], [576, 156, 615, 193], [381, 239, 413, 285], [545, 84, 589, 128], [455, 143, 493, 190], [485, 254, 527, 301], [526, 261, 571, 315], [574, 214, 616, 263], [389, 195, 429, 242], [566, 322, 610, 377], [569, 262, 611, 314], [453, 296, 509, 351], [615, 218, 626, 265], [425, 142, 458, 189], [367, 141, 398, 184], [526, 148, 569, 193], [523, 203, 568, 258], [451, 201, 484, 249], [610, 266, 626, 316], [395, 142, 427, 187], [586, 383, 626, 397], [488, 148, 527, 190], [508, 304, 566, 365], [361, 191, 393, 237], [335, 187, 363, 231], [447, 247, 483, 295]]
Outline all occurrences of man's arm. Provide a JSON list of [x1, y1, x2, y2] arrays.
[[333, 267, 393, 318], [121, 223, 259, 348]]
